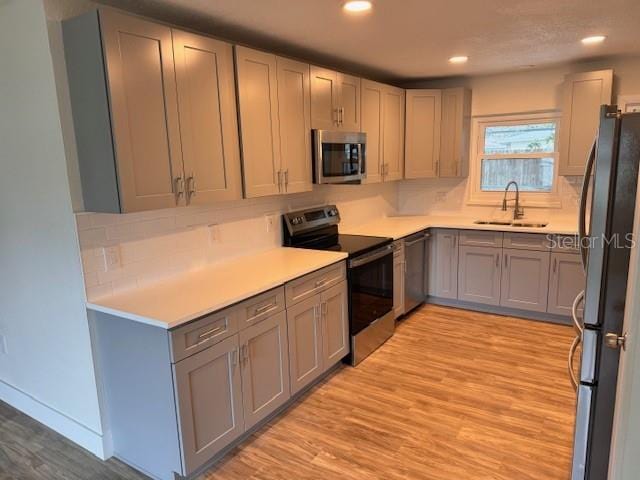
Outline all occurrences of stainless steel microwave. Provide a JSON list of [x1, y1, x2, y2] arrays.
[[312, 130, 366, 184]]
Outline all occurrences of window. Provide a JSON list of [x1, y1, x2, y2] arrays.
[[468, 113, 561, 207]]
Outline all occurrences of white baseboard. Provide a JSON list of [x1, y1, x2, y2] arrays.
[[0, 379, 108, 459]]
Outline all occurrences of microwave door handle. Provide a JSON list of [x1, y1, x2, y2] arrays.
[[579, 138, 597, 271]]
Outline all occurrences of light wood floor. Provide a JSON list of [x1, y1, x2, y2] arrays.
[[0, 305, 576, 480]]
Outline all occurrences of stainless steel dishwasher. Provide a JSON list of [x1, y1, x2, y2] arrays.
[[404, 230, 429, 313]]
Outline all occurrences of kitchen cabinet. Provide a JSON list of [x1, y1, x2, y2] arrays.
[[458, 246, 502, 306], [63, 10, 241, 212], [173, 335, 244, 475], [428, 229, 459, 299], [547, 252, 586, 316], [361, 79, 385, 183], [310, 66, 360, 131], [173, 30, 242, 204], [439, 88, 471, 178], [382, 85, 406, 181], [238, 310, 290, 430], [393, 240, 405, 319], [500, 248, 550, 312], [235, 47, 313, 197], [405, 89, 441, 178], [286, 280, 348, 395], [558, 69, 613, 175]]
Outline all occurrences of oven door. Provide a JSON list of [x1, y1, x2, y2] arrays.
[[348, 244, 394, 336], [313, 130, 366, 184]]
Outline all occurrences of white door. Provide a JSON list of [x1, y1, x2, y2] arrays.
[[500, 248, 551, 312], [286, 295, 324, 394], [405, 89, 441, 179], [457, 246, 502, 306], [321, 281, 350, 367], [239, 311, 290, 430], [235, 46, 282, 198], [172, 30, 242, 204]]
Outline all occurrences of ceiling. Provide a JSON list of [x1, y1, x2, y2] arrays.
[[96, 0, 640, 83]]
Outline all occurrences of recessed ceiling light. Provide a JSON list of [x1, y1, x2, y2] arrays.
[[449, 56, 469, 64], [343, 1, 372, 13], [582, 35, 606, 45]]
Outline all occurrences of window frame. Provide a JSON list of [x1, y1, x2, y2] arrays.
[[467, 111, 562, 208]]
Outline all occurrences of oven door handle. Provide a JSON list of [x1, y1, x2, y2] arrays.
[[349, 244, 393, 268]]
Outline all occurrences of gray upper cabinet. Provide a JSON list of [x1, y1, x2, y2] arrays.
[[238, 310, 290, 431], [63, 9, 241, 213], [439, 88, 471, 178], [405, 89, 441, 179], [428, 229, 459, 299], [458, 246, 501, 306], [310, 66, 361, 131], [500, 248, 550, 312], [173, 30, 242, 204], [173, 335, 243, 476], [287, 295, 324, 395], [548, 252, 585, 316], [382, 85, 406, 181], [361, 79, 385, 183], [559, 69, 613, 175], [321, 281, 349, 367]]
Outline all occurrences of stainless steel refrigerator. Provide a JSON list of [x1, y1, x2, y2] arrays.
[[570, 105, 640, 479]]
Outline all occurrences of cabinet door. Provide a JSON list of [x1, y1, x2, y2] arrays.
[[173, 30, 242, 204], [235, 46, 282, 198], [239, 311, 290, 430], [405, 89, 441, 179], [287, 295, 324, 395], [321, 281, 350, 367], [559, 70, 613, 175], [500, 248, 550, 312], [276, 57, 313, 194], [548, 253, 586, 316], [439, 88, 471, 178], [338, 73, 361, 131], [428, 229, 459, 299], [382, 86, 405, 181], [310, 66, 340, 130], [393, 245, 405, 318], [361, 79, 384, 183], [100, 9, 184, 212], [173, 335, 243, 475], [458, 246, 502, 306]]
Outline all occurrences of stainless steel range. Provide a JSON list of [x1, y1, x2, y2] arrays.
[[283, 205, 394, 365]]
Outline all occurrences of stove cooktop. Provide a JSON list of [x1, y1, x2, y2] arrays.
[[295, 233, 392, 258]]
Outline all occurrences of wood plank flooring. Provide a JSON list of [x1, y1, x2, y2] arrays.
[[0, 305, 576, 480]]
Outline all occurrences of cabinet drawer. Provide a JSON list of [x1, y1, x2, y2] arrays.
[[459, 230, 503, 247], [237, 286, 285, 330], [170, 308, 238, 362], [503, 232, 551, 251], [285, 261, 346, 307], [552, 234, 580, 253]]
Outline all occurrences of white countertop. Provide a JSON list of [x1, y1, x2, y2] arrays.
[[341, 215, 579, 240], [86, 247, 347, 329]]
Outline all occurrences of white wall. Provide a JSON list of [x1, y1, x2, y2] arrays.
[[0, 0, 104, 456], [398, 56, 640, 220]]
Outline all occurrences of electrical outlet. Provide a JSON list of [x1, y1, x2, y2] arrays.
[[0, 334, 7, 355], [435, 191, 447, 203], [102, 245, 121, 271], [207, 224, 220, 244], [265, 213, 278, 233]]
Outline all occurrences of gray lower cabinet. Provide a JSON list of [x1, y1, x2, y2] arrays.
[[548, 252, 586, 315], [428, 229, 458, 299], [500, 248, 551, 312], [393, 240, 405, 318], [173, 335, 244, 475], [457, 246, 502, 306], [239, 310, 290, 430], [287, 280, 349, 395]]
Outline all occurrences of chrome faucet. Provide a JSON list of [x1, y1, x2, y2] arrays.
[[502, 181, 524, 220]]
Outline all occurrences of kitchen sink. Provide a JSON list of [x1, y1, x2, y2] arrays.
[[474, 220, 548, 228]]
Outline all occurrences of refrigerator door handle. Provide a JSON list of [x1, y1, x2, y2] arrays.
[[578, 138, 597, 271], [572, 290, 585, 334], [568, 334, 581, 391], [572, 385, 594, 480]]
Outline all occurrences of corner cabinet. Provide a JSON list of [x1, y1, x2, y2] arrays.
[[63, 9, 242, 212], [235, 47, 312, 197], [559, 69, 613, 175]]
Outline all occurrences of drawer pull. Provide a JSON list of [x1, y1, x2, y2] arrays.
[[198, 325, 224, 339], [254, 303, 276, 315], [315, 278, 328, 288]]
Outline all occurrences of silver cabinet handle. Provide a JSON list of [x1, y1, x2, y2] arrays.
[[315, 278, 328, 288], [284, 169, 289, 191], [186, 173, 196, 204], [553, 257, 558, 273], [333, 108, 340, 126], [277, 170, 282, 192], [198, 325, 223, 339], [504, 254, 508, 267], [240, 344, 249, 364], [340, 107, 345, 125], [174, 175, 184, 204], [254, 303, 276, 315], [495, 254, 500, 268]]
